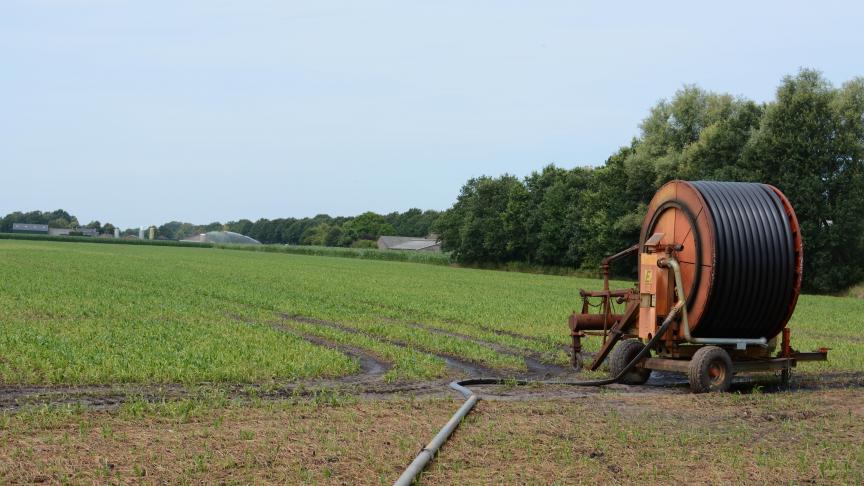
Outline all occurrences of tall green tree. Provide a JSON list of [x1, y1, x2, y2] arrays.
[[744, 70, 864, 292], [436, 175, 526, 263], [340, 212, 396, 244]]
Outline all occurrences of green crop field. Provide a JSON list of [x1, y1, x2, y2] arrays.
[[0, 238, 861, 386], [1, 239, 864, 484]]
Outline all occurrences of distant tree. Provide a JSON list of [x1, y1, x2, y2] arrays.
[[84, 220, 102, 232], [436, 175, 525, 263], [386, 208, 441, 237], [202, 221, 223, 233], [157, 221, 185, 240], [281, 215, 330, 245], [324, 225, 343, 247], [249, 219, 272, 243], [48, 217, 71, 229], [302, 223, 332, 246], [340, 212, 395, 244], [743, 70, 864, 292], [226, 219, 254, 236]]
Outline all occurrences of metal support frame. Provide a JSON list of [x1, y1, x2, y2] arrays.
[[638, 350, 827, 374]]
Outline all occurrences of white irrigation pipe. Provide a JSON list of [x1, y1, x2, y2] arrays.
[[392, 303, 682, 486], [393, 381, 478, 486]]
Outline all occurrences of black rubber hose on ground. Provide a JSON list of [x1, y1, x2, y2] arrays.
[[393, 303, 683, 486]]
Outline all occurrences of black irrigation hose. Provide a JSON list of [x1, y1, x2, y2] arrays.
[[393, 304, 682, 486], [689, 182, 795, 339]]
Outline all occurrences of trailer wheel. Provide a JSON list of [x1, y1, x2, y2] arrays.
[[688, 346, 733, 393], [609, 339, 651, 385]]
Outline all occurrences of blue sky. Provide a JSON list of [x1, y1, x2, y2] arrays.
[[2, 1, 862, 228]]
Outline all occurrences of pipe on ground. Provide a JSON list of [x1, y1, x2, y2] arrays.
[[393, 302, 682, 486]]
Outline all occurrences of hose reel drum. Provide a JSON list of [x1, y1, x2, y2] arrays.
[[568, 180, 827, 392]]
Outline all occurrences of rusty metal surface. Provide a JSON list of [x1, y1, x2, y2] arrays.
[[568, 313, 625, 332], [599, 244, 638, 291], [791, 350, 829, 362], [733, 358, 795, 373], [639, 180, 714, 335], [638, 357, 690, 373], [587, 300, 639, 371], [768, 184, 804, 337]]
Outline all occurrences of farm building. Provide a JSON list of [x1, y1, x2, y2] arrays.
[[377, 235, 441, 252], [48, 228, 99, 237], [11, 223, 49, 234], [181, 231, 261, 245], [9, 224, 100, 237]]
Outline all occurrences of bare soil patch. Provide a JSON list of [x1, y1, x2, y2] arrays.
[[2, 387, 862, 484], [405, 322, 570, 378]]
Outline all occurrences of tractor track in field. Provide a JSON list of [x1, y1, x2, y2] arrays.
[[268, 322, 392, 379], [0, 380, 459, 412], [277, 314, 503, 378], [403, 322, 570, 378], [1, 370, 860, 412]]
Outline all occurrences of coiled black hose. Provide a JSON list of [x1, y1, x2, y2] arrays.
[[689, 182, 795, 339]]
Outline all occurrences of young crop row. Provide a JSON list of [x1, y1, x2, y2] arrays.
[[275, 319, 448, 381]]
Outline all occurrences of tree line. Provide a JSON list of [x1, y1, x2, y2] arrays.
[[0, 209, 117, 235], [2, 69, 861, 293], [435, 69, 864, 293], [153, 209, 440, 247], [0, 208, 439, 249]]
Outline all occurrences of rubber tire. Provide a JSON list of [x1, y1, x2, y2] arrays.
[[688, 346, 733, 393], [608, 339, 651, 385]]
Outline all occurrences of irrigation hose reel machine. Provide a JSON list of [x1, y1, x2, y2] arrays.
[[568, 180, 829, 392], [394, 180, 833, 486]]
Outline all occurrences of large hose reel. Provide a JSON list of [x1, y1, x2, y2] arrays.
[[639, 180, 803, 341]]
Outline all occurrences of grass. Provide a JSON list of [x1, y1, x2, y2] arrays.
[[0, 389, 862, 484], [422, 389, 864, 484], [0, 396, 458, 483], [1, 239, 862, 384], [0, 240, 358, 384]]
